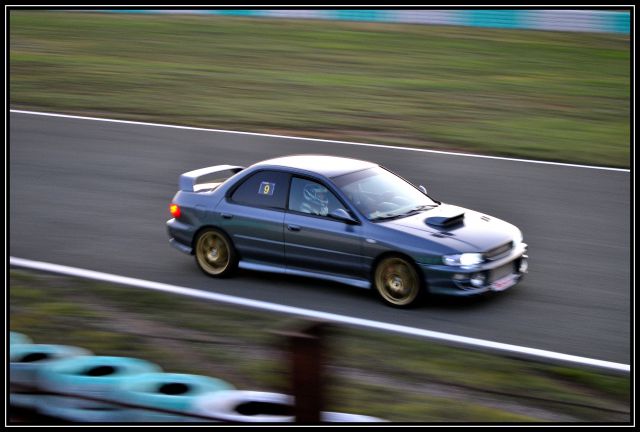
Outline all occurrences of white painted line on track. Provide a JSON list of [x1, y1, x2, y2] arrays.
[[10, 256, 630, 373], [10, 109, 630, 173]]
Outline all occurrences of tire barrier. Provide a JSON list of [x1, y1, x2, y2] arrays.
[[37, 356, 161, 422], [115, 372, 235, 422], [194, 390, 384, 423], [321, 411, 385, 423], [98, 9, 631, 35], [10, 331, 32, 346], [8, 331, 384, 422], [10, 344, 91, 409], [194, 390, 294, 423]]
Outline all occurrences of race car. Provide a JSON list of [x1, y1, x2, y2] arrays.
[[167, 155, 528, 307]]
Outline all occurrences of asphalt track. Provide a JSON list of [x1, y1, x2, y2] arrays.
[[9, 111, 631, 364]]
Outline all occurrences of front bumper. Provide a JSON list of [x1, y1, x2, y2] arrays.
[[420, 243, 528, 296]]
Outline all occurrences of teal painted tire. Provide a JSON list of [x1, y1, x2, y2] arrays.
[[10, 344, 90, 409], [116, 372, 235, 422], [10, 331, 32, 346], [37, 355, 161, 422]]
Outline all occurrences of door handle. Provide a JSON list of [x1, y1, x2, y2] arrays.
[[221, 213, 233, 219], [287, 224, 301, 232]]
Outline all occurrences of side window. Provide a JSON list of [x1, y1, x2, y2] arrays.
[[288, 177, 344, 217], [231, 170, 290, 209]]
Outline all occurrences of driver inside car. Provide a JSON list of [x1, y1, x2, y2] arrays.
[[301, 183, 330, 216]]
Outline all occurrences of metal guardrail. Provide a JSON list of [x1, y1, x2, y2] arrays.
[[9, 257, 631, 374]]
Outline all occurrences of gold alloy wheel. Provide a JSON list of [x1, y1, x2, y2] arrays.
[[196, 230, 231, 276], [374, 257, 420, 306]]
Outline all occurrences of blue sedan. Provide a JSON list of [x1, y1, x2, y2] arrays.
[[167, 155, 528, 307]]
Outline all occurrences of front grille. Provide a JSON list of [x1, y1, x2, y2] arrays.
[[489, 262, 515, 283], [485, 241, 513, 260]]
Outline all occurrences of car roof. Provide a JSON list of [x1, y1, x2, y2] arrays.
[[254, 154, 377, 178]]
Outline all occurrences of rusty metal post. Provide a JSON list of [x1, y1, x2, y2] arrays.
[[276, 320, 327, 424]]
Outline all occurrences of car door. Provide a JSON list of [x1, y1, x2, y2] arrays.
[[217, 170, 290, 267], [284, 176, 365, 279]]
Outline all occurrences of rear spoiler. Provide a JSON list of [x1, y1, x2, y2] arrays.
[[179, 165, 245, 192]]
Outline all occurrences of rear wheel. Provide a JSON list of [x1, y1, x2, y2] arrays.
[[194, 229, 238, 277], [373, 256, 422, 307]]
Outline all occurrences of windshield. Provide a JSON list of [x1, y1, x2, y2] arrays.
[[333, 167, 438, 221]]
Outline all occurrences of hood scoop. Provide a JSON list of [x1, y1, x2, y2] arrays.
[[425, 209, 465, 227]]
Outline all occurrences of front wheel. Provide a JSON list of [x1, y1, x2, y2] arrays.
[[194, 228, 238, 277], [373, 256, 423, 307]]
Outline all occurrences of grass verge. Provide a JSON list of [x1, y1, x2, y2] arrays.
[[9, 269, 630, 423], [9, 11, 630, 167]]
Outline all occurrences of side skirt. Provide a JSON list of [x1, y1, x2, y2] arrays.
[[238, 260, 371, 290]]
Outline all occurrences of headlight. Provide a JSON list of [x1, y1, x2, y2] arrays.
[[442, 253, 484, 267]]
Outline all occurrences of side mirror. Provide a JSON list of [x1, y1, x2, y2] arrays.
[[329, 208, 358, 224], [419, 185, 428, 195]]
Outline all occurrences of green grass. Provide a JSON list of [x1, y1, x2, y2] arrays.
[[9, 270, 630, 423], [9, 11, 630, 167]]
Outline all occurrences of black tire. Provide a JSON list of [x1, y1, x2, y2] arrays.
[[194, 228, 238, 278], [373, 255, 424, 307]]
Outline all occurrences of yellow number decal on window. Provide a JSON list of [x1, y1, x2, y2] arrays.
[[258, 181, 275, 196]]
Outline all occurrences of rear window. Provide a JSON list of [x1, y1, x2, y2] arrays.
[[230, 170, 290, 210]]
